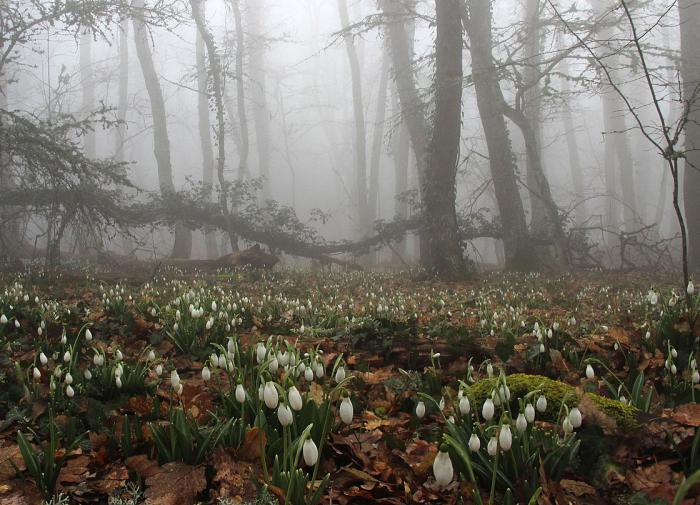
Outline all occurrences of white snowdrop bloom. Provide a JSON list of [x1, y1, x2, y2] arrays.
[[647, 290, 658, 305], [63, 351, 71, 363], [115, 350, 123, 361], [340, 397, 354, 425], [173, 323, 179, 332], [303, 438, 318, 466], [487, 437, 498, 456], [85, 329, 92, 342], [585, 364, 595, 380], [115, 363, 123, 378], [0, 314, 7, 325], [155, 364, 163, 376], [415, 400, 426, 419], [40, 352, 48, 365], [209, 353, 218, 368], [202, 366, 211, 381], [64, 372, 73, 385], [263, 381, 279, 409], [569, 407, 582, 428], [536, 395, 547, 413], [218, 355, 228, 369], [439, 397, 446, 411], [256, 343, 267, 364], [176, 383, 183, 395], [37, 327, 42, 336], [553, 322, 560, 331], [693, 370, 700, 384], [601, 325, 609, 333], [277, 403, 293, 427], [539, 343, 545, 353], [269, 358, 279, 374], [525, 403, 535, 423], [115, 376, 123, 389], [171, 370, 180, 389], [459, 396, 471, 416], [671, 348, 678, 359], [65, 385, 75, 398], [32, 367, 41, 380], [562, 417, 573, 434], [288, 386, 303, 411], [205, 318, 213, 330], [468, 433, 481, 452], [315, 362, 325, 379], [13, 320, 19, 328], [235, 384, 246, 403], [304, 367, 314, 382], [150, 308, 157, 317], [486, 363, 494, 378], [433, 448, 454, 488], [84, 369, 92, 380], [671, 364, 678, 375], [482, 398, 495, 421], [335, 366, 346, 383], [211, 301, 218, 312], [499, 425, 512, 451], [619, 395, 627, 405], [175, 309, 181, 321], [645, 331, 651, 340], [688, 281, 695, 296], [148, 350, 156, 361]]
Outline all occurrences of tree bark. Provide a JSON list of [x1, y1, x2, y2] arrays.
[[193, 0, 218, 259], [132, 0, 192, 259], [679, 0, 700, 273], [423, 0, 467, 279], [248, 0, 272, 200], [391, 88, 410, 261], [466, 0, 536, 270], [338, 0, 369, 239], [368, 47, 390, 233], [80, 30, 96, 159], [230, 0, 249, 186]]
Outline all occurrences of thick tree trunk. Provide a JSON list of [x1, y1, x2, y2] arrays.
[[248, 0, 272, 200], [132, 0, 191, 259], [194, 0, 218, 259], [466, 0, 536, 270], [423, 0, 467, 279], [679, 0, 700, 273], [338, 0, 370, 239]]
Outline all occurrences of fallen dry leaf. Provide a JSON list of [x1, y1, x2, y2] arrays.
[[144, 462, 206, 505]]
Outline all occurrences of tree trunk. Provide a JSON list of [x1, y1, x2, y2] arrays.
[[248, 0, 272, 200], [80, 30, 96, 158], [423, 0, 467, 279], [132, 0, 191, 259], [338, 0, 369, 239], [679, 0, 700, 273], [391, 88, 410, 261], [194, 0, 219, 259], [230, 0, 249, 185], [466, 0, 536, 270], [369, 48, 390, 229], [0, 73, 20, 258]]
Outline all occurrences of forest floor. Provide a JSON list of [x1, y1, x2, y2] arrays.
[[0, 266, 699, 505]]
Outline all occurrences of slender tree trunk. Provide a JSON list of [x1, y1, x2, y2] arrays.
[[679, 0, 700, 273], [466, 0, 536, 270], [80, 30, 96, 158], [230, 0, 249, 185], [0, 73, 20, 258], [424, 0, 467, 278], [338, 0, 369, 239], [391, 88, 410, 261], [192, 0, 235, 252], [248, 0, 272, 200], [194, 0, 218, 259], [132, 0, 192, 259], [368, 48, 390, 232]]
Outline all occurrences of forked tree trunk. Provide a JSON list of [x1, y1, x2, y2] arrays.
[[194, 0, 219, 259], [132, 0, 192, 259], [423, 0, 467, 279]]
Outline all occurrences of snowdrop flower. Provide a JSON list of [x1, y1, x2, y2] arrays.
[[278, 351, 289, 367], [277, 403, 293, 427], [439, 397, 446, 411], [315, 362, 325, 379], [115, 376, 123, 389], [335, 366, 346, 383], [340, 396, 353, 425], [205, 318, 213, 330], [63, 350, 71, 363], [0, 314, 7, 324], [269, 358, 279, 374], [459, 396, 471, 416], [84, 369, 92, 380], [433, 446, 453, 488], [536, 395, 547, 413], [304, 367, 314, 382], [65, 385, 74, 398], [525, 403, 536, 423], [32, 367, 41, 380], [486, 363, 494, 378], [263, 381, 279, 409], [202, 366, 211, 381], [39, 352, 48, 365], [647, 290, 658, 305], [303, 438, 318, 466], [155, 364, 163, 376], [171, 370, 181, 389], [64, 372, 73, 385], [487, 437, 498, 456], [645, 331, 651, 340], [211, 300, 217, 312], [569, 407, 582, 428], [288, 386, 303, 411], [562, 416, 573, 434], [499, 425, 512, 451], [416, 400, 426, 419], [468, 433, 480, 452], [671, 364, 678, 375], [85, 329, 92, 342], [693, 370, 700, 384], [671, 348, 678, 359], [235, 384, 246, 403], [516, 413, 527, 433], [585, 364, 595, 380], [176, 383, 183, 395], [60, 333, 67, 345], [148, 350, 156, 361], [688, 281, 695, 296], [482, 398, 495, 421], [256, 343, 267, 364], [115, 350, 123, 361]]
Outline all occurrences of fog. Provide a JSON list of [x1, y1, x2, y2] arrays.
[[1, 0, 699, 278]]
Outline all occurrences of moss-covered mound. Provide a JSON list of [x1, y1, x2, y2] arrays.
[[465, 373, 640, 431]]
